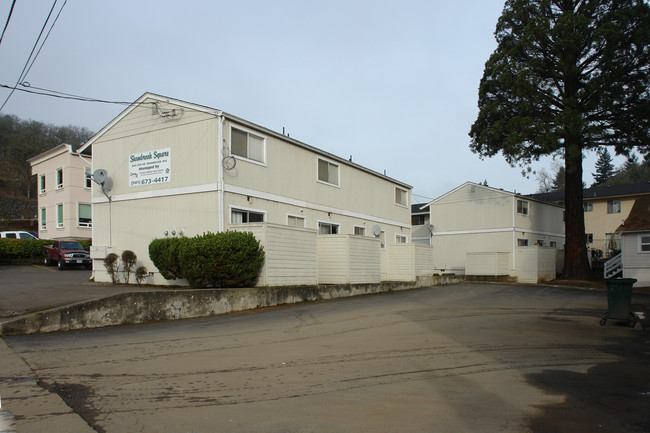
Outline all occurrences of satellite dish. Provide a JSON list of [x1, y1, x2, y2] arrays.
[[102, 177, 113, 192], [427, 224, 434, 232], [371, 224, 382, 237], [93, 169, 108, 184]]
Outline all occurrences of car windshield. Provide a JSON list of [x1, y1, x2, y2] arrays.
[[61, 241, 84, 249], [19, 233, 36, 239]]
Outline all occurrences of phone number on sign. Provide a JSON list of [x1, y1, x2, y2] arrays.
[[130, 176, 169, 186]]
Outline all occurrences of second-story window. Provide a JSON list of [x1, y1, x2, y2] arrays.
[[395, 187, 408, 207], [56, 168, 63, 189], [583, 201, 593, 212], [607, 199, 621, 213], [231, 208, 264, 223], [517, 199, 529, 215], [231, 127, 265, 163], [317, 158, 339, 186], [85, 168, 92, 188], [40, 175, 46, 194], [411, 214, 426, 226]]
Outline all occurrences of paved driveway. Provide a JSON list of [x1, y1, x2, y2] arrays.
[[2, 283, 649, 433], [0, 265, 157, 317]]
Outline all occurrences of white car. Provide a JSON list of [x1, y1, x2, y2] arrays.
[[0, 231, 38, 239]]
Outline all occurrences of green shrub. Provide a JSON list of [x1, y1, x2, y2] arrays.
[[0, 239, 51, 260], [148, 238, 185, 280], [121, 250, 137, 284], [177, 231, 265, 289], [135, 265, 148, 286], [104, 253, 119, 284]]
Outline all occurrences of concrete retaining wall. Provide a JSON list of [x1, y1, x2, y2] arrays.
[[0, 275, 462, 336]]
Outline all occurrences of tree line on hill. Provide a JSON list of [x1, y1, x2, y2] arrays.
[[0, 114, 94, 219], [537, 148, 650, 193]]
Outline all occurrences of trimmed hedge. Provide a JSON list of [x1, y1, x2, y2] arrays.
[[0, 239, 92, 261], [149, 237, 185, 280], [149, 232, 265, 288]]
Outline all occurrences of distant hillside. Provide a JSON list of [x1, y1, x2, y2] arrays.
[[0, 114, 94, 219]]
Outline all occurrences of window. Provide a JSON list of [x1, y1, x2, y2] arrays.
[[317, 158, 339, 186], [517, 238, 529, 247], [318, 222, 339, 234], [411, 214, 426, 226], [606, 233, 621, 252], [607, 199, 621, 214], [583, 201, 593, 212], [85, 168, 92, 188], [78, 203, 92, 227], [287, 215, 305, 228], [586, 233, 593, 243], [40, 208, 46, 229], [354, 226, 365, 236], [231, 127, 265, 163], [640, 235, 650, 252], [231, 208, 264, 223], [395, 187, 407, 207], [396, 234, 407, 243], [56, 168, 63, 189], [536, 240, 545, 246], [550, 241, 557, 248], [379, 231, 386, 249], [57, 203, 63, 228], [39, 175, 46, 194], [516, 199, 529, 215]]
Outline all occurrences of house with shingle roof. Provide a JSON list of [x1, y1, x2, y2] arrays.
[[531, 182, 650, 257], [614, 197, 650, 286]]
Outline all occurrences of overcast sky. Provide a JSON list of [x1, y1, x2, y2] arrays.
[[0, 0, 627, 202]]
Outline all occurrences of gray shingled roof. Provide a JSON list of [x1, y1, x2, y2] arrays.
[[530, 182, 650, 203]]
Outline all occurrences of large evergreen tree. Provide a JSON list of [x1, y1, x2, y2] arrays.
[[592, 148, 616, 186], [469, 0, 650, 280]]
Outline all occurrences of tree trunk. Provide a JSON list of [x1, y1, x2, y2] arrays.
[[562, 143, 592, 280]]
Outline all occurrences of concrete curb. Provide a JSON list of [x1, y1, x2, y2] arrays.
[[0, 276, 462, 336]]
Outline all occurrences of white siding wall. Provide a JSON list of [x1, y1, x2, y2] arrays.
[[621, 233, 650, 286], [414, 244, 433, 277], [231, 223, 318, 286], [516, 246, 556, 283], [318, 235, 381, 284], [466, 252, 511, 276], [432, 232, 513, 274]]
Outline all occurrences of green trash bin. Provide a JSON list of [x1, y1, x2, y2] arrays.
[[600, 278, 638, 327]]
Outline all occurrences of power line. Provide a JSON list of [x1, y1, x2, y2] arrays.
[[0, 0, 17, 47], [24, 0, 67, 79], [0, 82, 147, 106], [0, 0, 62, 112]]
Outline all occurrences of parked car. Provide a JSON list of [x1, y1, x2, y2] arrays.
[[0, 231, 38, 239], [43, 240, 92, 270]]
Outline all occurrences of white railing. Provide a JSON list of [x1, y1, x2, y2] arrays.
[[604, 253, 622, 279]]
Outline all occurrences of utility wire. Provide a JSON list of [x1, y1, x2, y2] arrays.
[[24, 0, 67, 79], [0, 82, 148, 106], [0, 0, 17, 47], [0, 0, 60, 112]]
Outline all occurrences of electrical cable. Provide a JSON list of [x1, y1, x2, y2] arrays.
[[0, 0, 17, 48], [0, 0, 60, 112], [0, 82, 152, 106], [23, 0, 67, 79]]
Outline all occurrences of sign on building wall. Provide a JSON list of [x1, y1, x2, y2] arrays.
[[128, 148, 171, 187]]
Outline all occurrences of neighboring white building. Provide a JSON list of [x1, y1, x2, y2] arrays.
[[411, 203, 431, 245], [425, 182, 565, 278], [27, 144, 92, 240], [615, 197, 650, 287], [78, 93, 413, 285]]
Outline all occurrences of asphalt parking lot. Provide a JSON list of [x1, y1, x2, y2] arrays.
[[1, 281, 649, 433], [0, 265, 157, 317]]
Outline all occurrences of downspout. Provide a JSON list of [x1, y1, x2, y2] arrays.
[[512, 195, 517, 276], [218, 114, 225, 233]]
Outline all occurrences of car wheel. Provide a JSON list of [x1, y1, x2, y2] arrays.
[[44, 255, 52, 266], [85, 263, 92, 270], [57, 257, 66, 270]]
